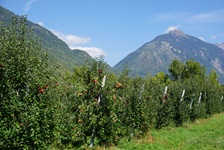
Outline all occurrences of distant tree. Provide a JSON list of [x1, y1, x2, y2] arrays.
[[169, 59, 184, 80], [154, 72, 170, 84], [182, 59, 206, 79], [208, 69, 219, 86]]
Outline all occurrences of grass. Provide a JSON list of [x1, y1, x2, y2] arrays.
[[97, 113, 224, 150]]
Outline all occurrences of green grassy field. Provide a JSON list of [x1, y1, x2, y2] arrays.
[[98, 113, 224, 150]]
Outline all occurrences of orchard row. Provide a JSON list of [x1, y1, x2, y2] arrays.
[[60, 57, 223, 148], [1, 17, 223, 149]]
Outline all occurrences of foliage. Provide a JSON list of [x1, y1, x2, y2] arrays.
[[0, 15, 224, 150], [169, 59, 184, 80], [0, 16, 58, 149], [53, 58, 223, 149]]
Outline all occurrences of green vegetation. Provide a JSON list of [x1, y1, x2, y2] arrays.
[[108, 113, 224, 150], [0, 16, 224, 150], [0, 16, 59, 149]]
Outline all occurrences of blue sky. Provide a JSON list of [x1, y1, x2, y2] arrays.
[[1, 0, 224, 66]]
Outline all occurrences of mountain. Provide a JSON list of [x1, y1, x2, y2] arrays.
[[215, 43, 224, 50], [114, 29, 224, 83], [0, 6, 93, 72]]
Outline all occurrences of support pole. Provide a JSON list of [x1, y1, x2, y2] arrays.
[[180, 89, 185, 102], [197, 92, 202, 107], [90, 75, 106, 147], [164, 86, 168, 97]]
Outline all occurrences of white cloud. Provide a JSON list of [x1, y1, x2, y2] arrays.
[[50, 29, 106, 58], [23, 0, 38, 13], [165, 25, 181, 33], [211, 35, 218, 39], [50, 29, 90, 45], [37, 21, 44, 27], [70, 46, 107, 58]]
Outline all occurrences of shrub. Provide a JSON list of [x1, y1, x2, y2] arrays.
[[0, 16, 58, 149]]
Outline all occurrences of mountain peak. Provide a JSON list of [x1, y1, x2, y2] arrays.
[[168, 29, 187, 37], [114, 29, 224, 83]]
